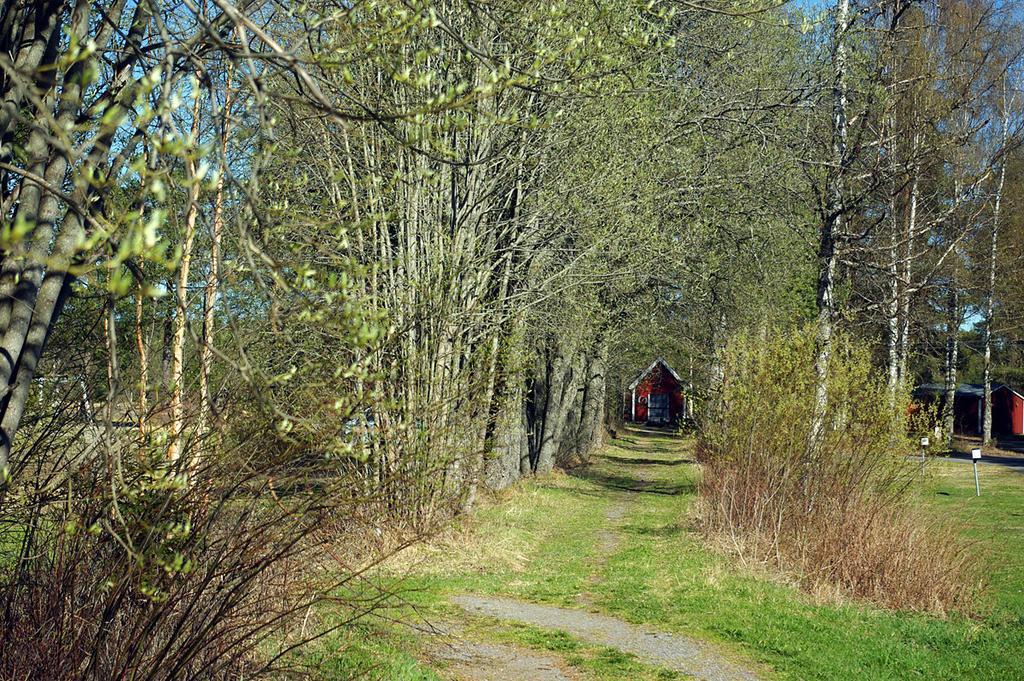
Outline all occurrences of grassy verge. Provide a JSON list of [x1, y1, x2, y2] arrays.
[[311, 430, 1024, 680]]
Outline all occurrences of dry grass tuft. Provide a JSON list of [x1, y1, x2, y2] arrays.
[[380, 484, 535, 578]]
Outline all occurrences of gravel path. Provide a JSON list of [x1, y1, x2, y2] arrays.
[[452, 594, 762, 681], [431, 639, 577, 680], [427, 433, 764, 680]]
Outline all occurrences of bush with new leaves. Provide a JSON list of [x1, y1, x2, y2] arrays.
[[699, 326, 980, 613]]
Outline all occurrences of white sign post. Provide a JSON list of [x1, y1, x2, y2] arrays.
[[918, 436, 929, 475], [971, 448, 982, 497]]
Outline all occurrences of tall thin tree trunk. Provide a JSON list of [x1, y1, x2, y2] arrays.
[[943, 97, 971, 449], [103, 291, 120, 467], [886, 159, 901, 398], [463, 252, 512, 512], [160, 304, 173, 398], [983, 84, 1009, 446], [897, 146, 919, 388], [810, 0, 850, 454], [198, 67, 233, 440], [135, 287, 148, 437], [167, 84, 203, 463], [884, 6, 902, 400], [942, 279, 959, 448]]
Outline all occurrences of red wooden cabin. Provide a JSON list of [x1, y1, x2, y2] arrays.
[[623, 359, 688, 425], [992, 385, 1024, 435], [913, 383, 1024, 436]]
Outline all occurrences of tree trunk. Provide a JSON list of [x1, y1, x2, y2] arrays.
[[484, 382, 528, 492], [884, 9, 903, 400], [577, 343, 607, 463], [135, 287, 148, 437], [519, 391, 533, 477], [198, 68, 233, 440], [160, 302, 173, 397], [983, 85, 1009, 446], [0, 264, 75, 472], [103, 292, 120, 462], [0, 1, 88, 404], [886, 188, 901, 398], [534, 348, 582, 475], [810, 0, 850, 454], [710, 308, 727, 389], [897, 146, 919, 388], [534, 351, 565, 475], [167, 85, 203, 463], [464, 255, 513, 511], [942, 279, 959, 448]]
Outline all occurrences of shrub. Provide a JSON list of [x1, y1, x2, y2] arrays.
[[698, 326, 980, 614], [0, 412, 385, 680]]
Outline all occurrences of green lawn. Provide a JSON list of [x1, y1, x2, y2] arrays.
[[309, 430, 1024, 680]]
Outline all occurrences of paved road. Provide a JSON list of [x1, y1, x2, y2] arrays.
[[993, 437, 1024, 454], [947, 452, 1024, 472]]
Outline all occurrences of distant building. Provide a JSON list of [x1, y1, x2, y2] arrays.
[[623, 359, 688, 426], [913, 383, 1024, 436]]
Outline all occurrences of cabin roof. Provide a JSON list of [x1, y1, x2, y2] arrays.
[[914, 382, 1024, 400], [628, 358, 683, 391]]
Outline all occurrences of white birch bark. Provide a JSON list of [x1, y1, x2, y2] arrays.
[[167, 85, 203, 463], [983, 84, 1010, 445], [810, 0, 850, 454], [897, 141, 919, 388], [942, 280, 959, 446], [198, 68, 233, 440]]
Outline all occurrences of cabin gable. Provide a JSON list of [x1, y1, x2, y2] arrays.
[[623, 359, 687, 425]]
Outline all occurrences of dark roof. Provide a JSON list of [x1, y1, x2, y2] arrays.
[[914, 383, 1024, 400]]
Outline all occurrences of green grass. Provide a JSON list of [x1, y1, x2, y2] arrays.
[[300, 613, 442, 680], [312, 430, 1024, 680], [924, 458, 1024, 619]]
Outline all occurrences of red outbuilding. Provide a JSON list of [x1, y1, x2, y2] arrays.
[[623, 358, 688, 426], [913, 383, 1024, 436], [992, 384, 1024, 435]]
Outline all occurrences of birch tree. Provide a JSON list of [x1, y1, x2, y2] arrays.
[[982, 76, 1020, 444], [809, 0, 850, 454]]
